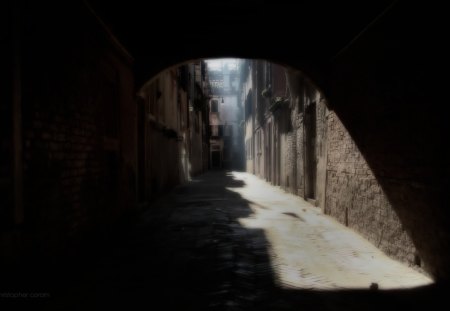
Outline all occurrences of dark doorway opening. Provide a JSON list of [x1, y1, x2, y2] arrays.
[[211, 151, 221, 169], [304, 101, 317, 201]]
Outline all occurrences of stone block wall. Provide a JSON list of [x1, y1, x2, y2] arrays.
[[325, 111, 417, 266]]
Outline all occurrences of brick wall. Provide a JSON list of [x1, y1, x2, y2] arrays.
[[1, 10, 13, 231], [138, 64, 210, 204], [147, 127, 180, 195], [283, 131, 296, 194], [264, 73, 419, 269], [325, 111, 417, 266], [315, 93, 328, 210], [326, 2, 450, 279], [17, 2, 136, 257], [295, 121, 304, 196], [245, 63, 421, 271], [143, 69, 183, 198]]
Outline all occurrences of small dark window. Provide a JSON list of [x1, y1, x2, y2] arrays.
[[211, 100, 218, 112]]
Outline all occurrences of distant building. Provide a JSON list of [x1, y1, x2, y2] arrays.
[[137, 60, 211, 203], [206, 59, 244, 170], [240, 59, 324, 201]]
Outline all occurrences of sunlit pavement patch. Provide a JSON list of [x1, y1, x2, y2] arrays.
[[228, 171, 433, 290]]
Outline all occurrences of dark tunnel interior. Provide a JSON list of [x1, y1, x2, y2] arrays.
[[1, 0, 449, 309]]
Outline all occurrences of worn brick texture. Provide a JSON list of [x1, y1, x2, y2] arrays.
[[283, 131, 296, 194], [290, 104, 305, 196], [19, 2, 136, 255], [325, 111, 417, 266]]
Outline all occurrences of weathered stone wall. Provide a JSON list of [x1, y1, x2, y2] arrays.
[[327, 3, 448, 280], [142, 69, 184, 199], [18, 2, 136, 257], [253, 68, 420, 269], [139, 64, 210, 204], [325, 111, 417, 266], [190, 110, 205, 176], [244, 62, 422, 271], [283, 131, 296, 194], [315, 93, 328, 210]]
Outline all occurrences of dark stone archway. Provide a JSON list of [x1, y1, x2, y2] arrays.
[[10, 0, 448, 282], [87, 0, 448, 281]]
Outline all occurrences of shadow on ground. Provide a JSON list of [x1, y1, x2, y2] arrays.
[[1, 170, 448, 310]]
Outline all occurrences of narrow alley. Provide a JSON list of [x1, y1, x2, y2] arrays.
[[3, 1, 449, 309], [39, 170, 432, 310]]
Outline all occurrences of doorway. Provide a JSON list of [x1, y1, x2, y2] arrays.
[[211, 151, 221, 168], [304, 101, 316, 201]]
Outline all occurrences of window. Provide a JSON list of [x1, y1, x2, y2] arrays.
[[211, 100, 218, 113]]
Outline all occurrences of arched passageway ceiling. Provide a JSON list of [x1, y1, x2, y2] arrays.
[[87, 0, 396, 89]]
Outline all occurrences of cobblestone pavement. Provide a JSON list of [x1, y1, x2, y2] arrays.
[[38, 170, 444, 310]]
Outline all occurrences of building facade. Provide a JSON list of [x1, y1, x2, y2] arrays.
[[241, 60, 418, 270], [137, 61, 211, 206], [207, 59, 244, 170]]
